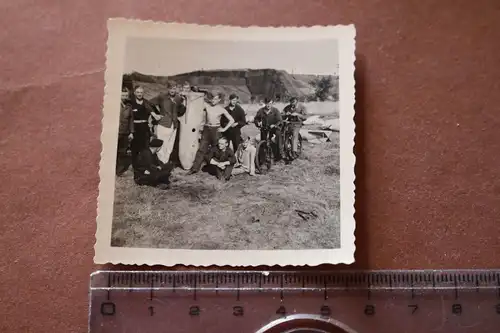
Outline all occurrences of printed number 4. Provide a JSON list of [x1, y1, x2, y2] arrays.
[[276, 306, 287, 316]]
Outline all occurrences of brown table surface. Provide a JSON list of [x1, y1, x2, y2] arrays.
[[1, 0, 499, 332]]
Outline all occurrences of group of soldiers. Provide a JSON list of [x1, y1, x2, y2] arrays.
[[117, 81, 308, 188]]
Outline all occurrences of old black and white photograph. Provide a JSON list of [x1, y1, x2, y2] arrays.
[[95, 20, 356, 266]]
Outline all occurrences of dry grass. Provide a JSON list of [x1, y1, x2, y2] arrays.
[[110, 102, 341, 250]]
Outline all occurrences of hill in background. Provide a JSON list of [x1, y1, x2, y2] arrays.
[[122, 69, 339, 103]]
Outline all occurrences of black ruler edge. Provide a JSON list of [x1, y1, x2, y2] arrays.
[[90, 269, 500, 291]]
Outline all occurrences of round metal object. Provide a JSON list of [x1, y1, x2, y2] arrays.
[[255, 314, 358, 333]]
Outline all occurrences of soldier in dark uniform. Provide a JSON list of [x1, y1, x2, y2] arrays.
[[134, 138, 174, 188], [130, 85, 156, 167], [254, 97, 284, 160], [116, 86, 134, 176], [222, 93, 247, 152], [205, 137, 237, 181]]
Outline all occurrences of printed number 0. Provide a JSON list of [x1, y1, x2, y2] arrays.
[[100, 302, 116, 316]]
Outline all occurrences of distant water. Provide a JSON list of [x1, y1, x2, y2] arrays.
[[241, 101, 339, 119]]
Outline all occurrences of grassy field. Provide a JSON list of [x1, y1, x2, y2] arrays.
[[110, 101, 341, 250]]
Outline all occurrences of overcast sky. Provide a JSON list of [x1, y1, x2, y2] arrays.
[[123, 37, 339, 76]]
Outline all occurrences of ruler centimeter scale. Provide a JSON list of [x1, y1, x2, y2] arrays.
[[89, 270, 500, 332]]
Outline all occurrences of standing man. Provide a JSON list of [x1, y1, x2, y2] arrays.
[[134, 138, 174, 189], [222, 93, 247, 152], [116, 86, 134, 176], [149, 86, 187, 164], [187, 92, 235, 175], [181, 81, 192, 95], [254, 97, 284, 160], [282, 97, 308, 155], [130, 85, 156, 167]]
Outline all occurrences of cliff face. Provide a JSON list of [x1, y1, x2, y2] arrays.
[[123, 69, 336, 103]]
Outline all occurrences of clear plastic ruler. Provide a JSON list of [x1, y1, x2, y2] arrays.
[[89, 270, 500, 332]]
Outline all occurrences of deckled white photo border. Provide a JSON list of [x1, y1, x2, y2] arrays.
[[95, 18, 356, 266]]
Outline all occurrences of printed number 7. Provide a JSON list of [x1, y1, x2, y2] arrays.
[[408, 304, 418, 314]]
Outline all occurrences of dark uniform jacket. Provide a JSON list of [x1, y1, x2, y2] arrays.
[[149, 94, 187, 129], [118, 101, 134, 135], [132, 99, 156, 120], [221, 104, 246, 129], [207, 146, 237, 165], [134, 148, 164, 179], [254, 107, 282, 128], [282, 103, 308, 122]]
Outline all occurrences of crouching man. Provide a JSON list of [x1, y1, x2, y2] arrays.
[[205, 137, 236, 181], [134, 138, 174, 188], [232, 136, 256, 176]]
